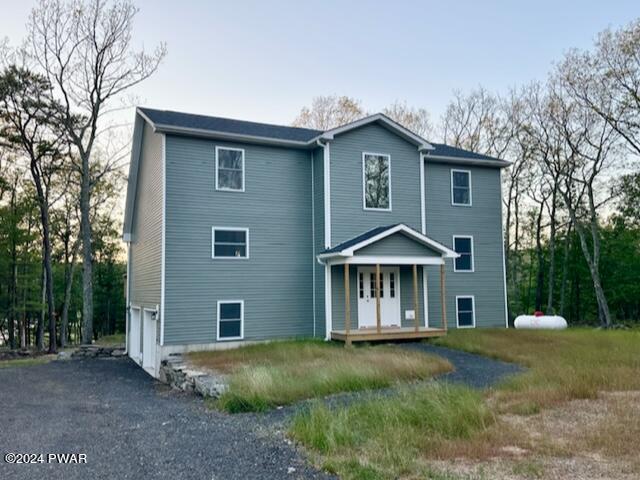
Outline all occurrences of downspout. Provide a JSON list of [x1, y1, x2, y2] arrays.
[[316, 139, 332, 340]]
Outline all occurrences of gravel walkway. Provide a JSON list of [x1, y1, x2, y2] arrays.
[[400, 342, 524, 389], [0, 358, 332, 480]]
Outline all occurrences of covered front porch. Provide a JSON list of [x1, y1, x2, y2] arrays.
[[318, 224, 459, 346]]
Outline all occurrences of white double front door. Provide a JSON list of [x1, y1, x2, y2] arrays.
[[357, 266, 401, 328]]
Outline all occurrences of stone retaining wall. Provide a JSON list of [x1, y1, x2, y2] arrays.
[[159, 354, 228, 398], [71, 345, 126, 358]]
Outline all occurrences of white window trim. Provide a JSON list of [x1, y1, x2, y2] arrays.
[[452, 235, 475, 272], [450, 169, 472, 207], [211, 227, 250, 259], [217, 300, 244, 341], [455, 295, 476, 328], [215, 146, 245, 192], [362, 151, 392, 212]]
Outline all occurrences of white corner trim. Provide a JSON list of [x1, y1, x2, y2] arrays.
[[322, 141, 331, 248], [125, 244, 131, 353], [500, 182, 509, 328], [324, 265, 332, 340], [452, 235, 475, 273], [216, 300, 244, 341], [215, 146, 246, 192], [160, 134, 166, 346], [422, 267, 429, 327], [455, 295, 476, 329], [420, 154, 426, 234], [311, 150, 316, 338], [362, 151, 392, 212], [450, 168, 473, 207], [211, 226, 250, 259]]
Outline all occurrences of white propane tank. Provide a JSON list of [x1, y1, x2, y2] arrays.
[[514, 315, 568, 330]]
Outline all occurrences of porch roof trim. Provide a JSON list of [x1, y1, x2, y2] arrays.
[[317, 224, 459, 264]]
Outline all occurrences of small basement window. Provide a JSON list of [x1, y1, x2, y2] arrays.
[[212, 227, 249, 258], [217, 300, 244, 340], [451, 169, 472, 206], [216, 146, 245, 191], [456, 296, 475, 328], [453, 236, 474, 272]]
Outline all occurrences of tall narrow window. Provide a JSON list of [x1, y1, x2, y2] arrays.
[[216, 146, 245, 191], [217, 300, 244, 340], [451, 169, 471, 206], [456, 296, 475, 328], [363, 152, 391, 210], [370, 273, 384, 298], [359, 273, 364, 299], [212, 228, 248, 258], [453, 236, 474, 272], [389, 272, 395, 298]]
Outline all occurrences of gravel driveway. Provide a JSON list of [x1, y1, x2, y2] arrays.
[[0, 357, 332, 480]]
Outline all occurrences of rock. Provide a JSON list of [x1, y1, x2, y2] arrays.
[[287, 467, 296, 474], [111, 349, 126, 357]]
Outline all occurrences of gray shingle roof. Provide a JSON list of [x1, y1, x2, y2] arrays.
[[321, 225, 399, 254], [138, 107, 322, 143], [427, 142, 502, 162], [138, 107, 505, 163]]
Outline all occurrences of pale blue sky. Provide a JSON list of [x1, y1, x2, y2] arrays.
[[1, 0, 638, 128]]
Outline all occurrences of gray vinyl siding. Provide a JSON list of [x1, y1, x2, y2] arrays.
[[129, 122, 162, 312], [330, 265, 426, 330], [163, 135, 314, 345], [355, 232, 440, 257], [312, 147, 326, 338], [424, 162, 506, 328], [329, 124, 422, 246]]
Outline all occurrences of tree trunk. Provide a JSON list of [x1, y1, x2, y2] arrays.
[[559, 222, 572, 317], [534, 202, 545, 312], [80, 154, 94, 344], [30, 164, 57, 353], [60, 241, 80, 348], [546, 187, 557, 313], [37, 264, 45, 351], [8, 187, 18, 349]]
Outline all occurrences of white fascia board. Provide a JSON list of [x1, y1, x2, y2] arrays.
[[327, 256, 445, 266], [310, 114, 434, 151], [342, 224, 459, 258]]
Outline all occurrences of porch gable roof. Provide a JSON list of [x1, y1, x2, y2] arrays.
[[318, 224, 459, 263]]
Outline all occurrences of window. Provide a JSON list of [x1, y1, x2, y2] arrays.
[[217, 300, 244, 340], [212, 227, 249, 258], [453, 236, 474, 272], [359, 273, 364, 299], [456, 296, 475, 328], [363, 152, 391, 210], [216, 146, 245, 191], [389, 272, 395, 298], [370, 273, 384, 298], [451, 169, 471, 206]]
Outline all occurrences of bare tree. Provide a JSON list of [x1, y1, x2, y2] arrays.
[[26, 0, 166, 342], [561, 20, 640, 156], [544, 76, 621, 327], [382, 101, 433, 137], [292, 95, 364, 130]]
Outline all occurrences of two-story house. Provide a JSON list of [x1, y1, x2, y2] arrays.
[[123, 108, 509, 377]]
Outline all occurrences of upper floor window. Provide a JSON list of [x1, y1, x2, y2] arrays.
[[453, 235, 474, 272], [212, 227, 249, 258], [451, 169, 472, 206], [216, 146, 245, 192], [363, 152, 391, 211]]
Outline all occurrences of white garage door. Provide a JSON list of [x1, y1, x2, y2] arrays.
[[142, 309, 157, 375], [128, 307, 141, 363]]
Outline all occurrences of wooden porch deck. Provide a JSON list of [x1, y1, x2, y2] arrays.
[[331, 326, 447, 343]]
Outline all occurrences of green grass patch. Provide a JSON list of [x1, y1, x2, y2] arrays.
[[434, 328, 640, 412], [95, 333, 125, 346], [290, 383, 494, 480], [0, 356, 51, 368], [187, 339, 452, 412]]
